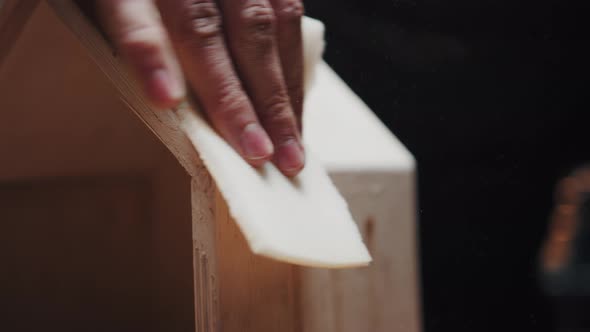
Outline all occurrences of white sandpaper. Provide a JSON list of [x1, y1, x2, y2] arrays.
[[177, 17, 371, 268]]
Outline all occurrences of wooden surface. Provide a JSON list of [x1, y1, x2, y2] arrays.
[[0, 2, 197, 331], [151, 153, 195, 332], [0, 1, 168, 180], [46, 0, 204, 179], [42, 2, 221, 330], [191, 174, 219, 332], [0, 0, 39, 65], [214, 191, 300, 332], [0, 177, 154, 331], [301, 63, 421, 332]]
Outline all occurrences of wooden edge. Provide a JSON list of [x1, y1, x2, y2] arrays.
[[192, 177, 219, 332], [0, 0, 40, 67], [45, 0, 202, 178]]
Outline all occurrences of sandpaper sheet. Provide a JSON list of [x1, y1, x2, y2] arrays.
[[177, 17, 371, 268]]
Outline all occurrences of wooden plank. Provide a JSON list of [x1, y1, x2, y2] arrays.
[[324, 171, 420, 332], [38, 2, 221, 329], [0, 4, 199, 331], [302, 63, 421, 332]]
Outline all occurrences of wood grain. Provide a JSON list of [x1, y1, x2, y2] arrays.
[[214, 190, 301, 332], [191, 174, 219, 332]]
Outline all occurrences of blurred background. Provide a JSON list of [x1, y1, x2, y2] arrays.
[[305, 1, 590, 331]]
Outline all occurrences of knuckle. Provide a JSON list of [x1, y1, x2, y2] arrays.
[[261, 94, 296, 132], [240, 1, 276, 43], [215, 81, 250, 120], [176, 0, 222, 45], [285, 80, 304, 110], [287, 80, 304, 97], [275, 0, 304, 22]]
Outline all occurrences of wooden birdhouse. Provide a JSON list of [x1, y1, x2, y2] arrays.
[[0, 1, 421, 331]]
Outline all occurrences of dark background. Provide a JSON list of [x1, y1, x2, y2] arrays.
[[306, 1, 590, 331]]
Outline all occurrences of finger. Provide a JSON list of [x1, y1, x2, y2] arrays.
[[157, 0, 274, 165], [98, 0, 185, 108], [219, 0, 305, 176], [269, 0, 305, 131]]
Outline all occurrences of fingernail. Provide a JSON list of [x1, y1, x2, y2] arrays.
[[150, 69, 185, 104], [240, 123, 274, 160], [277, 139, 305, 174]]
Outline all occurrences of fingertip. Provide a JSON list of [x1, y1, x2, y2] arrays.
[[275, 139, 305, 177], [147, 68, 186, 108], [98, 0, 185, 109], [240, 123, 274, 166]]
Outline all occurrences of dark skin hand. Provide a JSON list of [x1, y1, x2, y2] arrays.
[[96, 0, 306, 176]]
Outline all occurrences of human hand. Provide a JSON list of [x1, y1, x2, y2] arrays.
[[97, 0, 305, 176]]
